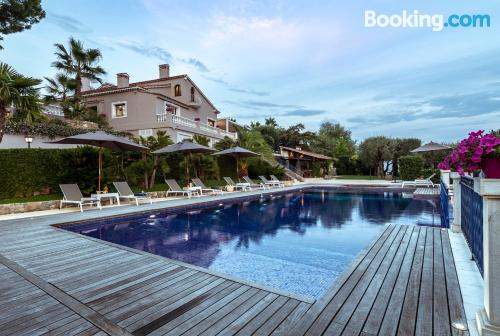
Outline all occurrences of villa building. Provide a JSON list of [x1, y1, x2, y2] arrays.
[[81, 64, 237, 146]]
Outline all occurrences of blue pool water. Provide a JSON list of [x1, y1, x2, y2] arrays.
[[65, 190, 438, 299]]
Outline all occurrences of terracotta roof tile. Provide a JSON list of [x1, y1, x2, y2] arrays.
[[280, 146, 332, 160]]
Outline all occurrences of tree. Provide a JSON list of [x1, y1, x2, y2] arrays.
[[310, 122, 357, 174], [51, 37, 106, 103], [358, 136, 393, 177], [43, 73, 76, 103], [126, 131, 173, 189], [0, 62, 42, 143], [0, 0, 45, 49], [265, 117, 277, 127], [391, 138, 421, 177]]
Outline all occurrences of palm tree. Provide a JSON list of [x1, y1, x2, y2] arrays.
[[43, 73, 75, 103], [51, 37, 106, 100], [0, 62, 42, 143]]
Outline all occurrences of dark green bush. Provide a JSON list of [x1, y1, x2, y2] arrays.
[[399, 155, 424, 181], [422, 168, 441, 184], [0, 147, 124, 199]]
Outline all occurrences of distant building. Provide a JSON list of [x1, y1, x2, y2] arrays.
[[81, 64, 237, 146]]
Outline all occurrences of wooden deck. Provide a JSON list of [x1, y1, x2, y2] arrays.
[[0, 203, 468, 336], [414, 187, 440, 199]]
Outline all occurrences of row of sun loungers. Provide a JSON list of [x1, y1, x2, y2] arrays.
[[60, 175, 287, 212]]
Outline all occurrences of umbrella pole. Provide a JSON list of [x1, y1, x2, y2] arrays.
[[185, 154, 190, 184], [236, 157, 240, 181], [98, 148, 103, 192]]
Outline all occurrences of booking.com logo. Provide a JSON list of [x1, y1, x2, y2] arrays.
[[365, 10, 491, 32]]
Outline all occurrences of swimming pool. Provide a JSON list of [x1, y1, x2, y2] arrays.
[[63, 190, 438, 299]]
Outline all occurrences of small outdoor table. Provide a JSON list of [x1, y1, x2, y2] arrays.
[[184, 186, 202, 196], [91, 192, 121, 206]]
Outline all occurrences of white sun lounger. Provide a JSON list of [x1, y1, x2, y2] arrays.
[[59, 184, 101, 212], [113, 181, 152, 206], [259, 175, 284, 188], [402, 173, 435, 188], [192, 178, 224, 195], [165, 179, 200, 198], [223, 177, 251, 191]]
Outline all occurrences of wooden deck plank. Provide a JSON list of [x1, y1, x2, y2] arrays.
[[441, 230, 470, 336], [254, 299, 301, 336], [235, 295, 289, 336], [156, 284, 251, 336], [217, 293, 280, 336], [101, 269, 201, 316], [415, 227, 435, 335], [303, 225, 402, 336], [341, 226, 414, 335], [131, 280, 230, 336], [362, 226, 419, 335], [433, 228, 451, 336], [287, 225, 395, 336], [191, 289, 269, 335], [326, 226, 410, 334], [271, 301, 311, 335], [125, 276, 225, 330], [0, 208, 470, 336]]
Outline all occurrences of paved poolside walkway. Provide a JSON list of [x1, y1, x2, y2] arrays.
[[0, 186, 468, 336]]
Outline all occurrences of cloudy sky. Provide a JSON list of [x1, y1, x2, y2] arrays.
[[2, 0, 500, 142]]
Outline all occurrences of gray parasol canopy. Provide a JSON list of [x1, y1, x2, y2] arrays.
[[153, 141, 215, 181], [47, 131, 148, 191], [212, 146, 259, 179], [410, 141, 451, 153], [153, 141, 215, 155]]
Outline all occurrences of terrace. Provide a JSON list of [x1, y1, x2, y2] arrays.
[[0, 177, 494, 336]]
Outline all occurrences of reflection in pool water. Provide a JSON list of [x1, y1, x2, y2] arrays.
[[67, 191, 438, 299]]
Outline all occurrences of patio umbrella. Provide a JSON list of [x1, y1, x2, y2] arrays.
[[153, 141, 215, 181], [212, 146, 259, 180], [47, 131, 148, 192], [411, 141, 451, 168], [410, 141, 451, 153]]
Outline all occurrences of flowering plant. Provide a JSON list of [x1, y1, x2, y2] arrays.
[[438, 130, 500, 175]]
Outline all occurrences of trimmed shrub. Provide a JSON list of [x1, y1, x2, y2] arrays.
[[399, 155, 424, 181], [422, 168, 441, 184], [0, 147, 123, 199]]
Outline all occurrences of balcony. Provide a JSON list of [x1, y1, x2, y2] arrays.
[[156, 113, 237, 140], [186, 97, 202, 108]]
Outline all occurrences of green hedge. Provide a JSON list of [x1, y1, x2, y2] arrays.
[[0, 147, 116, 199], [399, 155, 424, 181], [0, 148, 285, 200], [5, 120, 128, 139]]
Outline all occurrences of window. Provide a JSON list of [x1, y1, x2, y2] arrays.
[[164, 102, 179, 116], [190, 87, 195, 102], [207, 119, 215, 127], [112, 101, 127, 118], [174, 84, 181, 96]]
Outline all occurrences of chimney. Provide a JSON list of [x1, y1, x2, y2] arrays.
[[159, 64, 170, 78], [117, 73, 129, 88], [81, 77, 91, 92]]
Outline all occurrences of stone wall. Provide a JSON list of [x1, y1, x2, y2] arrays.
[[0, 200, 60, 215], [0, 192, 168, 215]]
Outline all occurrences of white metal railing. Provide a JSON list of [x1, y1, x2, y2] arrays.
[[157, 113, 170, 123], [156, 113, 237, 139], [172, 115, 197, 128], [199, 124, 218, 134]]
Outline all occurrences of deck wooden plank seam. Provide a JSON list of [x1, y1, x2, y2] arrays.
[[0, 252, 133, 336]]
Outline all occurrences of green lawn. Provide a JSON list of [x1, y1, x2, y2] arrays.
[[0, 194, 61, 204], [336, 175, 384, 180]]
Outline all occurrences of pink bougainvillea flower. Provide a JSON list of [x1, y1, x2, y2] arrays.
[[436, 130, 499, 175]]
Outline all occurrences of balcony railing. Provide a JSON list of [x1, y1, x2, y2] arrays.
[[156, 113, 237, 139]]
